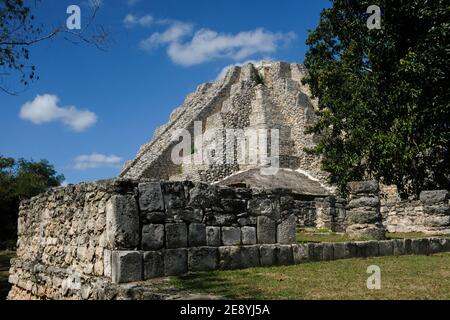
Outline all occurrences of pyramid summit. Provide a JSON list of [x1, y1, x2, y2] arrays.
[[120, 61, 332, 196]]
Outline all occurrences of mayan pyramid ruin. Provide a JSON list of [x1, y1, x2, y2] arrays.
[[120, 61, 332, 196]]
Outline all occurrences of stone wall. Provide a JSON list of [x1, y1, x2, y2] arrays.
[[381, 190, 450, 234], [8, 179, 299, 299]]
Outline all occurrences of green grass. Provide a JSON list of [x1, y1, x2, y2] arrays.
[[0, 250, 15, 300], [296, 228, 450, 243], [166, 253, 450, 300]]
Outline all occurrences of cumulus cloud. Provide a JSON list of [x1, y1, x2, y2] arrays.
[[140, 21, 193, 50], [73, 153, 123, 170], [141, 24, 296, 66], [123, 14, 154, 28], [19, 94, 97, 132]]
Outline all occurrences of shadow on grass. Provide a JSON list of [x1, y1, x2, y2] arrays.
[[170, 269, 266, 299], [0, 251, 15, 300]]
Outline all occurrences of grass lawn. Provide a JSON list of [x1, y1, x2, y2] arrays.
[[0, 250, 15, 300], [296, 228, 450, 243], [166, 253, 450, 300]]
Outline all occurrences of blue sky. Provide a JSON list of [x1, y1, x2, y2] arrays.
[[0, 0, 330, 184]]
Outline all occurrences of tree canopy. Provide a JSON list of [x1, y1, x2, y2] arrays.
[[303, 0, 450, 197], [0, 156, 64, 242]]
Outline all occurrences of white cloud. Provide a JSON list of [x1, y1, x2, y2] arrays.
[[123, 14, 154, 28], [140, 21, 193, 50], [73, 153, 123, 170], [19, 94, 97, 132], [141, 24, 296, 66]]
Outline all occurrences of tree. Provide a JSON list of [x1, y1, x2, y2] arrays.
[[303, 0, 450, 198], [0, 0, 108, 94], [0, 156, 64, 243]]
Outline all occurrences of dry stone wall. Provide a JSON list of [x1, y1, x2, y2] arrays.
[[8, 179, 299, 299]]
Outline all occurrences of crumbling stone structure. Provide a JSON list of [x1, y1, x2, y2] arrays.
[[8, 178, 449, 300]]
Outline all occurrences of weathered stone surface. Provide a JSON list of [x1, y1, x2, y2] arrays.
[[162, 182, 186, 210], [411, 238, 429, 255], [346, 224, 385, 240], [106, 194, 140, 249], [277, 214, 296, 244], [111, 251, 142, 284], [419, 190, 449, 204], [206, 226, 221, 247], [257, 216, 276, 244], [292, 244, 311, 263], [439, 238, 450, 251], [344, 242, 357, 258], [332, 243, 346, 260], [365, 241, 379, 257], [138, 182, 164, 212], [141, 224, 164, 251], [177, 209, 203, 223], [188, 247, 218, 272], [347, 181, 379, 194], [240, 246, 260, 268], [277, 245, 294, 265], [188, 223, 206, 247], [392, 239, 405, 256], [241, 226, 257, 245], [311, 243, 323, 261], [164, 249, 188, 276], [165, 223, 188, 249], [222, 227, 241, 246], [218, 246, 241, 269], [428, 238, 442, 254], [259, 244, 277, 266], [322, 243, 334, 261], [404, 239, 412, 255], [348, 197, 380, 209], [143, 251, 164, 279], [346, 210, 382, 224], [378, 240, 393, 256], [248, 197, 280, 220], [423, 215, 450, 227]]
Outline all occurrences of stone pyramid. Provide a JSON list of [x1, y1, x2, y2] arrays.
[[120, 61, 332, 196]]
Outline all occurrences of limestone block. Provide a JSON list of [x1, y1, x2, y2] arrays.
[[439, 238, 450, 252], [429, 238, 442, 254], [165, 223, 188, 249], [277, 214, 296, 244], [346, 210, 382, 224], [248, 197, 280, 220], [259, 244, 277, 266], [138, 182, 164, 212], [141, 224, 164, 250], [106, 195, 140, 249], [348, 196, 380, 209], [188, 223, 206, 247], [322, 243, 334, 261], [111, 251, 142, 284], [419, 190, 449, 204], [411, 238, 429, 255], [404, 239, 412, 255], [241, 226, 257, 245], [143, 251, 164, 279], [392, 239, 405, 256], [188, 247, 218, 272], [344, 242, 358, 258], [240, 246, 260, 268], [347, 181, 379, 195], [222, 227, 241, 246], [164, 249, 188, 276], [206, 226, 221, 247], [366, 241, 380, 257], [218, 246, 241, 269], [277, 245, 294, 265], [257, 216, 276, 244], [311, 243, 323, 261], [378, 240, 394, 256], [332, 243, 346, 260], [292, 244, 311, 263]]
